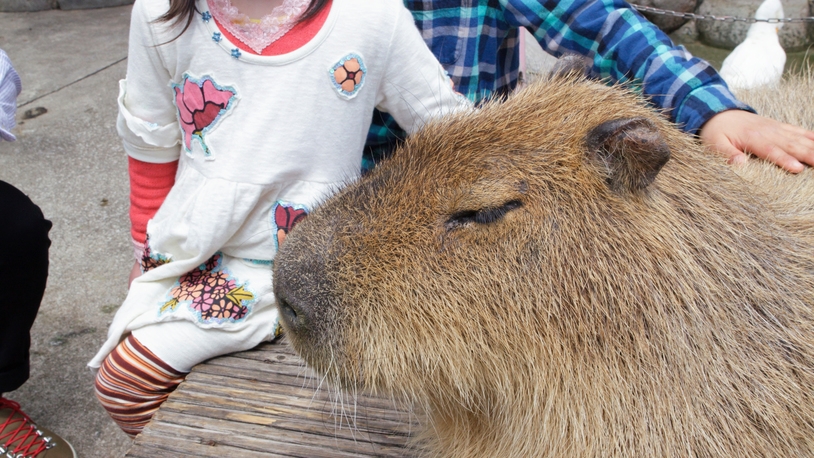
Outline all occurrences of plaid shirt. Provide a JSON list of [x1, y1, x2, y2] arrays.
[[364, 0, 750, 167]]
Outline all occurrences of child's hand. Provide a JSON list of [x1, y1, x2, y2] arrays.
[[129, 261, 141, 288], [699, 110, 814, 173]]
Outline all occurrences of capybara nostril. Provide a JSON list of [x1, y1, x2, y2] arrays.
[[273, 266, 316, 339], [276, 295, 301, 329]]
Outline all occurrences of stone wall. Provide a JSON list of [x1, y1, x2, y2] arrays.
[[635, 0, 700, 33], [694, 0, 814, 51]]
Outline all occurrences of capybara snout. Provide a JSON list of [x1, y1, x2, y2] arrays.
[[273, 75, 814, 457]]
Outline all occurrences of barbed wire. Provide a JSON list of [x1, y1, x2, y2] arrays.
[[630, 4, 814, 23]]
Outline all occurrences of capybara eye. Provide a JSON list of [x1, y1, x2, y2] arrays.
[[445, 200, 523, 231]]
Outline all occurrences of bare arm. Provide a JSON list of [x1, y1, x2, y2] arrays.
[[700, 110, 814, 173]]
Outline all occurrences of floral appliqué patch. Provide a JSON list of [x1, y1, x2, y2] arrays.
[[172, 75, 237, 158], [272, 202, 308, 249], [330, 54, 366, 99], [159, 252, 255, 323], [141, 235, 171, 273]]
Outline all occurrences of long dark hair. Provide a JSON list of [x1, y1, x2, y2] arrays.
[[157, 0, 330, 42]]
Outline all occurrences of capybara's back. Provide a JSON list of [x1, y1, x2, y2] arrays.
[[273, 76, 814, 457]]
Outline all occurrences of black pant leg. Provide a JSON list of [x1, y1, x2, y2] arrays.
[[0, 181, 52, 393]]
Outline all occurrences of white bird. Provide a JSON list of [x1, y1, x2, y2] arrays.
[[719, 0, 786, 92]]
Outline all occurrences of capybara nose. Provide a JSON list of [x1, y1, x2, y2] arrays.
[[274, 283, 311, 336], [273, 249, 334, 340]]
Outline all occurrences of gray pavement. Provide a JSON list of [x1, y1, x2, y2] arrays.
[[0, 5, 133, 457], [0, 7, 555, 457]]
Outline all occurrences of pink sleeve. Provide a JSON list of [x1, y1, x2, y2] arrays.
[[129, 156, 178, 247]]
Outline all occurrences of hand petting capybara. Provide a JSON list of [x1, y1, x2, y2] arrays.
[[273, 75, 814, 458]]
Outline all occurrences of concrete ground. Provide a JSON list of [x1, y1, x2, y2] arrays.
[[0, 5, 133, 457], [0, 6, 555, 457]]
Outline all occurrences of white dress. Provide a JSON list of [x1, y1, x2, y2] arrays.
[[89, 0, 467, 370]]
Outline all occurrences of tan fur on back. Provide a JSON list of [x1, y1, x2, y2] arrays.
[[274, 75, 814, 457], [734, 66, 814, 132]]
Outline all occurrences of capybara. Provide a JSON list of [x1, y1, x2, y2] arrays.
[[273, 74, 814, 457]]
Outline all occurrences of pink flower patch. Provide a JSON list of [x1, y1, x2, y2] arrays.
[[173, 75, 236, 157]]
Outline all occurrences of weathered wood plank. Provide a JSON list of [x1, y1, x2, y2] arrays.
[[135, 421, 394, 458], [155, 405, 416, 445], [159, 383, 417, 439], [144, 411, 414, 457], [165, 372, 414, 423], [180, 368, 416, 421], [126, 339, 419, 457]]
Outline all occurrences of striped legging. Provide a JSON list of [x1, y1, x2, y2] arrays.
[[94, 334, 187, 437]]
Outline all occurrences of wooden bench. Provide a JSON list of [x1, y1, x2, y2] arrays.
[[125, 339, 418, 457]]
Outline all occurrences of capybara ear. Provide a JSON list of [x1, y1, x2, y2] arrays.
[[548, 54, 594, 80], [585, 117, 671, 193]]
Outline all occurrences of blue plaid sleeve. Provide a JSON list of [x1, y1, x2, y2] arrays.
[[502, 0, 753, 133]]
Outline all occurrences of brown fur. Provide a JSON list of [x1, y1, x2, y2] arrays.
[[732, 65, 814, 133], [273, 75, 814, 457]]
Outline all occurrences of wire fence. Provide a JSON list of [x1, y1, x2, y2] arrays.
[[629, 3, 814, 23]]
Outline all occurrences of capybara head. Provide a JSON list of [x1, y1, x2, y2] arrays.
[[273, 76, 814, 457]]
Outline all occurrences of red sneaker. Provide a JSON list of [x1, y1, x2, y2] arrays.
[[0, 398, 76, 458]]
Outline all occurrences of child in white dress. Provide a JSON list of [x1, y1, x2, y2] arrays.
[[90, 0, 466, 436]]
